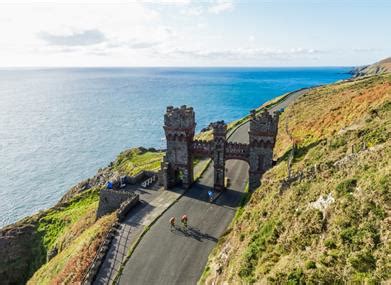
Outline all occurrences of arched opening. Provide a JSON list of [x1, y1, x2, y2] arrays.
[[174, 168, 185, 186], [224, 158, 249, 190]]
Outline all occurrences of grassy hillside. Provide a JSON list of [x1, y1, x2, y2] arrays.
[[354, 57, 391, 77], [0, 148, 163, 285], [201, 74, 391, 284]]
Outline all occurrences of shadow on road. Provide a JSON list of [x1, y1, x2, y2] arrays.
[[171, 225, 218, 243], [178, 183, 243, 208]]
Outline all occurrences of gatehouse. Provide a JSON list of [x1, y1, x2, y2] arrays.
[[160, 105, 279, 191]]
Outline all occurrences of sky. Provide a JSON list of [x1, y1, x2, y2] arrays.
[[0, 0, 390, 67]]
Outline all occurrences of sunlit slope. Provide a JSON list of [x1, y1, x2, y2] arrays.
[[0, 148, 163, 285], [354, 57, 391, 77], [201, 74, 391, 284]]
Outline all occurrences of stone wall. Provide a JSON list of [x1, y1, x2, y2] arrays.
[[116, 195, 140, 221], [96, 189, 137, 219], [162, 105, 196, 189], [84, 194, 139, 284], [162, 106, 280, 192]]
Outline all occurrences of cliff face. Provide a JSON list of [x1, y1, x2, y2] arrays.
[[0, 147, 163, 285], [352, 57, 391, 77], [201, 74, 391, 284], [0, 222, 44, 284]]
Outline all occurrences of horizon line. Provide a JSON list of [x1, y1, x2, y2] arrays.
[[0, 65, 356, 70]]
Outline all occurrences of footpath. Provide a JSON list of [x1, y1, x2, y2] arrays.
[[93, 87, 308, 285], [93, 159, 210, 285]]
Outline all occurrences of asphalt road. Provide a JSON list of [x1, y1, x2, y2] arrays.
[[117, 89, 305, 285]]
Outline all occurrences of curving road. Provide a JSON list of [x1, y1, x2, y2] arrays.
[[116, 90, 305, 285]]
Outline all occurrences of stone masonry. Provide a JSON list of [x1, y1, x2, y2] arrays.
[[161, 105, 196, 189], [96, 189, 137, 219], [161, 106, 279, 191]]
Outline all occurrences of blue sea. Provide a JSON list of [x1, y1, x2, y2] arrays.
[[0, 67, 351, 227]]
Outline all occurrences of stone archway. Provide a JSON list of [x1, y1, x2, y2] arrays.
[[161, 106, 279, 192]]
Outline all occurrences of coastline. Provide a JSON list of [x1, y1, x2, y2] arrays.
[[0, 81, 328, 231], [0, 73, 354, 285], [0, 67, 352, 229]]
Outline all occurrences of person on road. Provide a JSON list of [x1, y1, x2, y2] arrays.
[[208, 190, 213, 202], [181, 214, 188, 229], [169, 216, 176, 231]]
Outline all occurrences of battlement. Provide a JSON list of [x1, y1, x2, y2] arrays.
[[211, 120, 227, 137], [162, 105, 278, 192], [249, 109, 279, 136], [164, 105, 196, 130]]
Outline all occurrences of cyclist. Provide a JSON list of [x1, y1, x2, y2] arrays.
[[181, 214, 188, 228], [169, 216, 176, 231], [208, 190, 213, 202]]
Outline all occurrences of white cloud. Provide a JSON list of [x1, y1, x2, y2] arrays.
[[160, 47, 322, 60], [38, 29, 106, 46], [180, 6, 204, 16], [143, 0, 192, 5], [208, 0, 234, 14], [0, 1, 337, 67]]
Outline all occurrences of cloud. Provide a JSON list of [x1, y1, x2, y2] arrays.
[[353, 48, 383, 53], [163, 0, 234, 16], [143, 0, 192, 5], [161, 47, 322, 60], [180, 6, 203, 16], [38, 29, 106, 46], [208, 0, 234, 14], [129, 41, 161, 49], [107, 39, 162, 50]]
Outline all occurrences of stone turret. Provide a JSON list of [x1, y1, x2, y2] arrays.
[[161, 106, 279, 192], [212, 121, 227, 191], [248, 109, 279, 191], [162, 105, 196, 189], [164, 105, 196, 137]]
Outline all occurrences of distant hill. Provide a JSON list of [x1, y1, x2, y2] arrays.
[[352, 57, 391, 77]]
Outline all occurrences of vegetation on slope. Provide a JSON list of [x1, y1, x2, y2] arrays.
[[0, 147, 164, 285], [201, 74, 391, 284], [353, 57, 391, 77], [28, 213, 116, 285], [113, 147, 164, 175]]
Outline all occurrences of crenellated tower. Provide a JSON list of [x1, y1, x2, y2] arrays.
[[212, 121, 227, 191], [248, 109, 279, 191], [160, 105, 279, 192], [161, 105, 196, 189]]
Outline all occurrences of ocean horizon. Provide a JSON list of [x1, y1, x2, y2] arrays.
[[0, 67, 351, 227]]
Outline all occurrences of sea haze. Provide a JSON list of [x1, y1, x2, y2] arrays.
[[0, 67, 351, 227]]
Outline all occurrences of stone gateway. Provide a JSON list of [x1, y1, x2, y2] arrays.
[[161, 105, 279, 191]]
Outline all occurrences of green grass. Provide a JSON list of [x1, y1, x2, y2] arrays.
[[29, 213, 116, 285], [113, 148, 164, 175], [37, 187, 100, 251], [2, 147, 167, 285], [200, 74, 391, 284]]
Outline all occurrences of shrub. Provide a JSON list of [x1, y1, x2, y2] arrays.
[[324, 239, 337, 249], [305, 260, 317, 269], [349, 251, 376, 273], [379, 174, 390, 196], [238, 221, 276, 280], [329, 136, 347, 149], [340, 227, 358, 244], [336, 178, 357, 195], [287, 268, 304, 284]]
